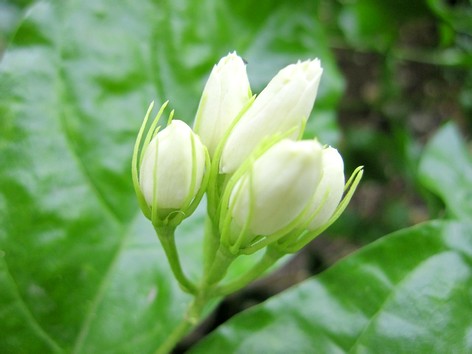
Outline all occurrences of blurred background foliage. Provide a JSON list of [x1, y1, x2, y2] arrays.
[[319, 0, 472, 246], [1, 0, 471, 351], [2, 0, 470, 247]]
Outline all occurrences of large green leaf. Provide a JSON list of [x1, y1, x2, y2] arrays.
[[0, 0, 341, 352], [191, 220, 472, 353], [191, 122, 472, 352], [419, 123, 472, 221]]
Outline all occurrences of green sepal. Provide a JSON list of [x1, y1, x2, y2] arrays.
[[165, 142, 211, 228], [192, 92, 208, 134], [275, 166, 364, 253], [206, 95, 256, 213], [131, 101, 168, 220]]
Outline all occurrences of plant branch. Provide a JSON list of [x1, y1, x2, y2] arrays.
[[154, 295, 205, 354], [155, 226, 197, 294], [214, 246, 284, 296]]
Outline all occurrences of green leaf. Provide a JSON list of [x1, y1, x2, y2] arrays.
[[191, 220, 472, 353], [418, 122, 472, 220], [0, 0, 342, 352]]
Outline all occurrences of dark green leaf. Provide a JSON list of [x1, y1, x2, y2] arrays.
[[419, 122, 472, 220], [191, 220, 472, 353]]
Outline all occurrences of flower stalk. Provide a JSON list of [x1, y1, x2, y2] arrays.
[[154, 226, 197, 294]]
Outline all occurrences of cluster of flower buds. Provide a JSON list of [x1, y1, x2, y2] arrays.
[[132, 52, 362, 255]]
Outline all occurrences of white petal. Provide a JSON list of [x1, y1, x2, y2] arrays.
[[230, 139, 323, 235], [194, 52, 251, 156], [220, 59, 323, 174], [308, 147, 345, 230], [139, 120, 206, 209]]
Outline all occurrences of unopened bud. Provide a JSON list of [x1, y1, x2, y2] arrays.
[[307, 147, 345, 230], [139, 120, 206, 217], [194, 52, 252, 157], [220, 59, 323, 174], [226, 139, 323, 247]]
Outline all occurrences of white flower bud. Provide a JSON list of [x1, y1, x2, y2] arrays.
[[194, 52, 252, 157], [307, 147, 345, 230], [220, 59, 323, 174], [229, 139, 323, 237], [139, 120, 206, 211]]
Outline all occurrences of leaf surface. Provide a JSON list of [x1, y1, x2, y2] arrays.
[[0, 1, 341, 352], [419, 123, 472, 221], [191, 220, 472, 353]]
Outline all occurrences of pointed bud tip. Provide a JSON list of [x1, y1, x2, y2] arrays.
[[217, 52, 246, 68], [276, 58, 322, 83]]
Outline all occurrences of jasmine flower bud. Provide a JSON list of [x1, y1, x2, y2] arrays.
[[194, 52, 252, 157], [226, 139, 323, 247], [220, 59, 323, 174], [139, 120, 206, 218], [273, 147, 363, 254], [306, 147, 345, 229]]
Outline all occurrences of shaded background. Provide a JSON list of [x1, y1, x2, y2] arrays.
[[1, 0, 471, 352]]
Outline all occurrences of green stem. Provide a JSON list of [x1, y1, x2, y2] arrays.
[[155, 242, 233, 353], [214, 246, 283, 296], [154, 294, 206, 354], [205, 246, 236, 286], [155, 246, 234, 353], [155, 226, 197, 294], [202, 215, 220, 275]]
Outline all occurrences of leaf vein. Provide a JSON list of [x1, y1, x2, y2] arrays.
[[0, 253, 64, 353], [71, 214, 136, 354]]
